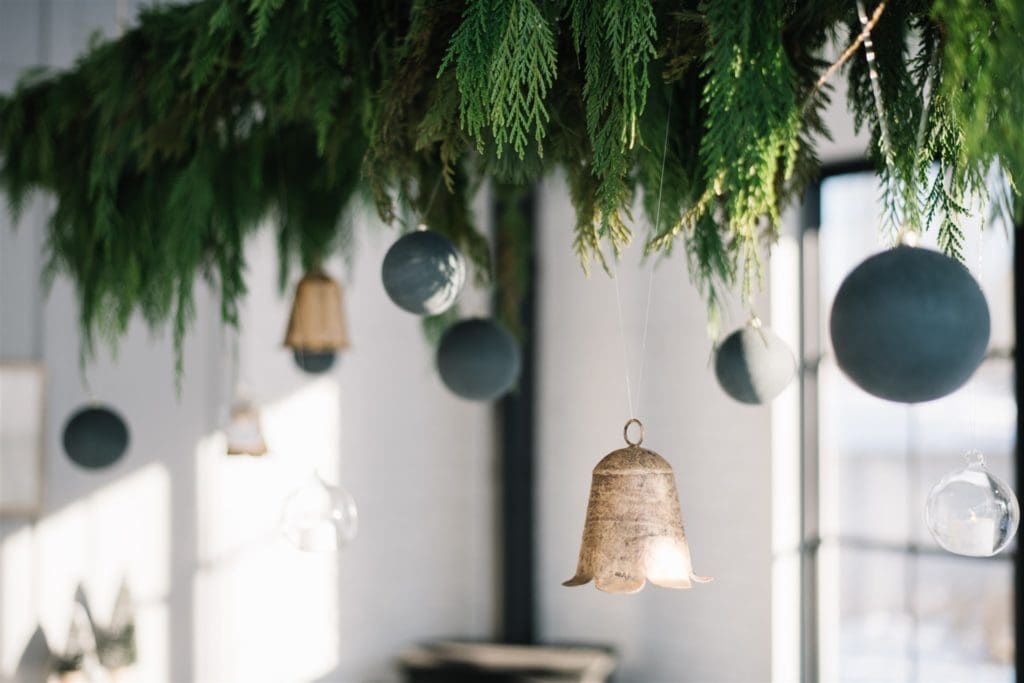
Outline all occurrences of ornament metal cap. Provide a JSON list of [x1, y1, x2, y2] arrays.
[[563, 419, 711, 593], [283, 269, 350, 352]]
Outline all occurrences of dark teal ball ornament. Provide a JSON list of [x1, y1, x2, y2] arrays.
[[829, 245, 990, 403], [714, 322, 796, 404], [437, 318, 521, 401], [382, 230, 466, 315], [62, 405, 130, 469], [292, 349, 336, 374]]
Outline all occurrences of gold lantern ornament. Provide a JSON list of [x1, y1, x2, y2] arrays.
[[283, 269, 351, 352], [564, 419, 711, 593], [225, 396, 268, 456]]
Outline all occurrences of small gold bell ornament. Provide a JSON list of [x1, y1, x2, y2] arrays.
[[283, 269, 350, 352], [564, 419, 711, 593]]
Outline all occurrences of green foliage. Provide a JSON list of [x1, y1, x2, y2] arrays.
[[440, 0, 557, 160], [568, 0, 657, 270], [1, 0, 1023, 373], [933, 0, 1024, 188], [697, 0, 800, 300]]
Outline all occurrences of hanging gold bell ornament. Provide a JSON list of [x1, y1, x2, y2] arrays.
[[283, 269, 351, 356], [564, 419, 711, 593], [225, 396, 268, 456]]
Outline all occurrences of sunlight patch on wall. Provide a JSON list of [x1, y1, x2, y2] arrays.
[[193, 378, 341, 682]]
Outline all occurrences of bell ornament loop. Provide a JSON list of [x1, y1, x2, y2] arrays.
[[623, 418, 644, 447]]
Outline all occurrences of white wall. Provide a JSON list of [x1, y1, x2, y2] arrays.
[[0, 3, 497, 681]]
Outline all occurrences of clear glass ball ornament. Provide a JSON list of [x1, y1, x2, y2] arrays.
[[925, 450, 1019, 557], [281, 474, 358, 552]]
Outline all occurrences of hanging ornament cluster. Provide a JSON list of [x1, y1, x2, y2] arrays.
[[280, 473, 358, 553], [437, 318, 521, 402], [926, 450, 1020, 557], [62, 405, 129, 470], [564, 419, 710, 593], [284, 269, 350, 373], [829, 244, 990, 404], [714, 318, 796, 405], [382, 229, 466, 315], [380, 228, 520, 402]]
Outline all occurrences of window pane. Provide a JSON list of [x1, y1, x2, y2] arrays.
[[915, 554, 1015, 683], [826, 546, 911, 682], [822, 546, 1014, 683], [819, 359, 911, 544]]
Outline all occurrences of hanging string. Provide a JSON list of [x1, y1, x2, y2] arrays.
[[420, 175, 444, 229], [230, 322, 241, 400], [855, 0, 896, 179], [854, 0, 913, 244], [610, 89, 674, 419], [968, 217, 985, 447], [610, 261, 637, 418], [634, 91, 674, 415]]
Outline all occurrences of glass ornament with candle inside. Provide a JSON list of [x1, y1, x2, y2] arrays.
[[926, 450, 1019, 557], [281, 474, 358, 552]]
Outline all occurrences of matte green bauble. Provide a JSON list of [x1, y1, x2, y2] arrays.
[[382, 230, 466, 316], [829, 245, 990, 403], [62, 405, 129, 469], [714, 322, 796, 404], [437, 318, 521, 401], [292, 349, 336, 374]]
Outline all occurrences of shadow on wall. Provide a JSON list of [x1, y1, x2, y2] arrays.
[[1, 369, 346, 682]]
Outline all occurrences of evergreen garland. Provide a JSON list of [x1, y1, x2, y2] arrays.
[[0, 0, 1021, 372]]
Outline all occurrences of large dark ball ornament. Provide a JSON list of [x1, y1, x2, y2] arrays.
[[437, 318, 521, 401], [62, 405, 130, 469], [292, 349, 336, 374], [830, 245, 990, 403], [714, 322, 796, 404], [382, 230, 466, 315]]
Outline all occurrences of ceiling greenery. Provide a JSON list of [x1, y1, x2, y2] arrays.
[[0, 0, 1021, 371]]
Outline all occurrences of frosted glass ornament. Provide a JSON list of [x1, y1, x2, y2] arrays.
[[281, 474, 358, 552], [382, 229, 466, 315], [926, 450, 1019, 557]]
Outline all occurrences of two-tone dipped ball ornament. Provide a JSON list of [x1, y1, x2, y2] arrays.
[[714, 318, 796, 404], [62, 404, 130, 469], [829, 243, 990, 403], [437, 318, 521, 401], [382, 228, 466, 315]]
